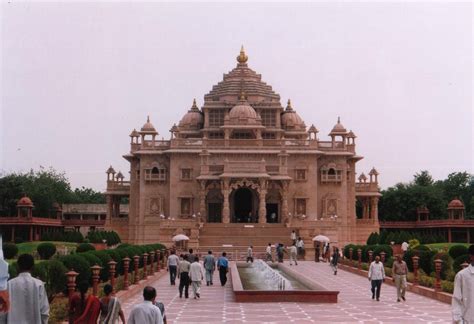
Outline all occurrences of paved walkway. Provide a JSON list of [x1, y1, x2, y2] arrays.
[[121, 261, 452, 323]]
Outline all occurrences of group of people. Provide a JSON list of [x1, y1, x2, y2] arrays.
[[166, 249, 229, 300], [263, 231, 306, 266]]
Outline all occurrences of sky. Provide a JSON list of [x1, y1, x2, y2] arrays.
[[1, 1, 472, 191]]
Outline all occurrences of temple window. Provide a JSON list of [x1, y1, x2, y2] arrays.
[[231, 132, 254, 139], [145, 166, 167, 182], [209, 132, 224, 139], [261, 110, 276, 127], [295, 199, 307, 215], [209, 110, 225, 127], [180, 198, 192, 216], [321, 165, 343, 183], [181, 168, 193, 181], [295, 169, 307, 181], [262, 132, 276, 139]]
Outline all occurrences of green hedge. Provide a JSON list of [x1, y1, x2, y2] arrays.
[[37, 242, 57, 260], [448, 245, 468, 260], [404, 245, 434, 274], [59, 254, 91, 284], [76, 243, 95, 253], [373, 244, 393, 260], [453, 254, 470, 273], [41, 231, 84, 243], [32, 260, 68, 299], [2, 243, 18, 259]]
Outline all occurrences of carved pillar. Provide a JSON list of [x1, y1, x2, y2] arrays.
[[281, 181, 289, 222], [148, 251, 155, 275], [199, 181, 206, 221], [258, 179, 267, 224], [370, 197, 379, 220], [133, 255, 140, 283], [91, 265, 101, 295], [143, 253, 149, 279], [412, 256, 419, 285], [108, 260, 117, 293], [66, 270, 78, 301], [106, 195, 113, 225], [222, 179, 230, 223], [434, 259, 443, 291]]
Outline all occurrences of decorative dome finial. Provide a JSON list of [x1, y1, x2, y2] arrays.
[[286, 99, 293, 111], [147, 115, 150, 123], [191, 98, 198, 110], [237, 45, 248, 64], [337, 116, 340, 123]]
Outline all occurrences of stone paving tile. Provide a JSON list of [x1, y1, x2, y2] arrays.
[[121, 261, 452, 323]]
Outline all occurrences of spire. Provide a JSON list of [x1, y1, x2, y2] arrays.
[[147, 115, 150, 123], [337, 116, 340, 124], [286, 99, 293, 111], [190, 98, 199, 111], [236, 45, 248, 64]]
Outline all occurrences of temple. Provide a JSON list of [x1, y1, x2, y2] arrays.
[[105, 47, 381, 254]]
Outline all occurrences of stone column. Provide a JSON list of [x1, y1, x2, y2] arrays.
[[258, 180, 267, 224], [412, 256, 419, 285], [156, 250, 161, 271], [149, 251, 155, 275], [222, 180, 230, 224], [434, 259, 443, 291], [281, 182, 289, 223], [368, 250, 373, 264], [357, 249, 362, 270], [123, 257, 131, 290], [372, 197, 379, 220], [199, 181, 207, 222], [133, 255, 140, 284], [380, 251, 386, 264]]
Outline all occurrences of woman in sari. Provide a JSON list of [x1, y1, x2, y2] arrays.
[[100, 284, 125, 324], [69, 281, 101, 324]]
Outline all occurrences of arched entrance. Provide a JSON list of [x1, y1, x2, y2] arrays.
[[231, 187, 257, 223], [207, 189, 223, 223]]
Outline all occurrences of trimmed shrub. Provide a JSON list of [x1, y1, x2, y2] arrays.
[[366, 232, 379, 245], [8, 261, 18, 279], [80, 252, 103, 268], [373, 244, 393, 260], [117, 243, 132, 249], [408, 239, 420, 249], [2, 243, 18, 259], [441, 280, 454, 294], [59, 254, 90, 284], [32, 260, 68, 299], [404, 245, 434, 274], [453, 254, 470, 273], [37, 242, 57, 260], [89, 250, 112, 281], [343, 244, 357, 259], [76, 243, 96, 253], [419, 275, 435, 288], [449, 245, 469, 260]]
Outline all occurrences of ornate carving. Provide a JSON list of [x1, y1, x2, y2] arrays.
[[146, 197, 163, 215], [322, 193, 339, 219], [229, 178, 260, 192]]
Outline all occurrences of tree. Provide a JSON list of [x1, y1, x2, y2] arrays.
[[413, 170, 434, 186], [70, 187, 105, 204]]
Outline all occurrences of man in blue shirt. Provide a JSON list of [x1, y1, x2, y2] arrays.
[[217, 252, 229, 286]]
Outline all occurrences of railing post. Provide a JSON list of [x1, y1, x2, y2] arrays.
[[66, 270, 79, 300], [133, 255, 140, 284], [380, 251, 386, 264], [91, 265, 102, 296], [149, 251, 155, 275], [123, 257, 131, 290], [412, 256, 420, 285], [434, 259, 443, 291], [349, 248, 353, 261], [108, 260, 117, 292], [156, 250, 161, 271], [368, 250, 373, 264], [143, 253, 149, 279], [357, 249, 362, 270]]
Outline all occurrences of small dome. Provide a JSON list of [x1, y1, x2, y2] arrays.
[[347, 130, 356, 138], [106, 165, 116, 174], [369, 167, 379, 176], [281, 100, 305, 130], [129, 129, 139, 137], [140, 116, 157, 133], [330, 117, 347, 135], [179, 99, 203, 129], [228, 94, 261, 125], [448, 199, 464, 208], [358, 173, 367, 182], [308, 124, 319, 133], [17, 196, 33, 207]]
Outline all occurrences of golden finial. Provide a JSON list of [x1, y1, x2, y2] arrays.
[[236, 45, 248, 64], [337, 116, 341, 123], [191, 98, 198, 109], [147, 115, 150, 123], [286, 99, 293, 110]]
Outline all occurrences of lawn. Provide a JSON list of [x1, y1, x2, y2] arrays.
[[426, 242, 470, 252], [16, 241, 78, 255]]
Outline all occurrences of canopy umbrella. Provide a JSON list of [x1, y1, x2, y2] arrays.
[[312, 235, 330, 243], [172, 234, 190, 242]]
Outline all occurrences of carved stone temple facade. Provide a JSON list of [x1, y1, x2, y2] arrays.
[[105, 48, 381, 251]]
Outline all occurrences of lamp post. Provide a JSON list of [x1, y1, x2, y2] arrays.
[[357, 249, 362, 270], [156, 250, 161, 271], [349, 248, 353, 261], [66, 270, 79, 300], [434, 259, 443, 291], [368, 250, 373, 264], [149, 251, 155, 275], [91, 265, 102, 296], [123, 257, 131, 290], [412, 256, 420, 285], [133, 255, 140, 284], [380, 251, 386, 264], [108, 260, 117, 292], [143, 253, 149, 279]]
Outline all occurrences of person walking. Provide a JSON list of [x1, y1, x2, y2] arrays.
[[246, 245, 254, 263], [296, 237, 305, 259], [392, 254, 408, 302], [289, 243, 298, 266], [69, 280, 101, 324], [276, 243, 285, 263], [0, 253, 49, 324], [217, 252, 229, 286], [189, 256, 204, 299], [203, 250, 216, 286], [452, 244, 474, 324], [331, 247, 340, 275], [368, 256, 385, 301], [128, 286, 163, 324], [187, 249, 195, 263], [265, 243, 273, 262], [315, 244, 320, 262], [178, 254, 191, 298], [167, 250, 180, 285], [99, 284, 126, 324]]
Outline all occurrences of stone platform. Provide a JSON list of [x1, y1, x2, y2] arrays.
[[121, 261, 452, 323]]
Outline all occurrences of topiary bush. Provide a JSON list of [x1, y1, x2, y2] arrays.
[[453, 254, 470, 273], [431, 252, 453, 280], [76, 243, 96, 253], [343, 244, 357, 259], [80, 252, 103, 269], [89, 250, 112, 281], [59, 254, 91, 284], [404, 244, 434, 274], [2, 243, 18, 259], [8, 261, 18, 279], [37, 242, 57, 260], [373, 244, 393, 260], [32, 260, 68, 300], [449, 245, 469, 260]]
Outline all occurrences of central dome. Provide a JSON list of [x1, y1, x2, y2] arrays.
[[227, 95, 261, 126]]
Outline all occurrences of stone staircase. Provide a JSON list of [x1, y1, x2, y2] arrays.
[[196, 223, 296, 260]]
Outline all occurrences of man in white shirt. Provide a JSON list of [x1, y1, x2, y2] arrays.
[[452, 244, 474, 324], [0, 253, 50, 324], [296, 238, 305, 258], [368, 256, 385, 301], [289, 244, 298, 266], [401, 242, 409, 256], [128, 286, 164, 324], [246, 246, 254, 263], [189, 256, 204, 299], [167, 250, 180, 285]]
